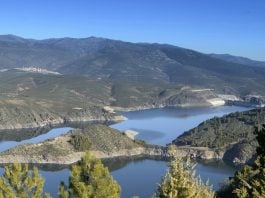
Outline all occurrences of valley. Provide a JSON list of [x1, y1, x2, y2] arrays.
[[0, 69, 263, 131], [0, 35, 265, 131], [2, 1, 265, 197], [0, 35, 265, 197], [0, 106, 249, 197]]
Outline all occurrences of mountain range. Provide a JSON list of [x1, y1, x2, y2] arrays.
[[1, 34, 265, 95], [209, 53, 265, 68]]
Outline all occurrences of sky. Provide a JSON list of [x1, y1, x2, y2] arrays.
[[0, 0, 265, 61]]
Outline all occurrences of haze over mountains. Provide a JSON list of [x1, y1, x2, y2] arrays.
[[1, 34, 265, 95], [209, 53, 265, 68]]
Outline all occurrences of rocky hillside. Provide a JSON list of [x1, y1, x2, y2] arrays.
[[173, 107, 265, 164], [0, 124, 165, 164], [0, 103, 124, 130], [0, 70, 121, 129], [0, 70, 227, 129], [1, 35, 265, 130]]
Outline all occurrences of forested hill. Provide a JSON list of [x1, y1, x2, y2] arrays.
[[173, 107, 265, 164], [1, 35, 265, 95]]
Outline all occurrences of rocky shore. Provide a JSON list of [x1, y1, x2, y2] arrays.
[[172, 146, 225, 161], [0, 147, 166, 165], [0, 106, 126, 130], [173, 144, 257, 166], [0, 131, 240, 165], [0, 124, 166, 164], [0, 105, 256, 166], [112, 101, 224, 112], [173, 107, 265, 165], [0, 100, 219, 130]]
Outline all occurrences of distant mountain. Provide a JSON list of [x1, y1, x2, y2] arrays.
[[1, 35, 265, 95], [209, 53, 265, 68], [0, 35, 109, 70]]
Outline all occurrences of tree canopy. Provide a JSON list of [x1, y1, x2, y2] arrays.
[[59, 152, 120, 198], [218, 124, 265, 198], [0, 163, 49, 198], [154, 145, 215, 198]]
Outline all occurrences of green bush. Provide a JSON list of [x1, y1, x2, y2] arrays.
[[69, 133, 91, 151]]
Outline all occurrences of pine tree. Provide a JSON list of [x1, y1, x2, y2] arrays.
[[0, 163, 49, 198], [59, 152, 120, 198], [218, 124, 265, 198], [254, 124, 265, 158], [154, 145, 215, 198], [58, 182, 70, 198], [228, 156, 265, 198]]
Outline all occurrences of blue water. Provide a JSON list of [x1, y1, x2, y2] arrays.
[[111, 159, 168, 198], [0, 106, 250, 197], [0, 127, 72, 152], [111, 106, 250, 145], [40, 168, 70, 196], [0, 159, 237, 198]]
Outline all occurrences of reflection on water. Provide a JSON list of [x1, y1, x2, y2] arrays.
[[0, 121, 112, 153], [0, 156, 165, 198], [111, 106, 251, 145], [102, 155, 166, 172], [40, 168, 70, 196], [130, 128, 165, 142], [109, 158, 238, 198], [111, 159, 167, 198], [195, 160, 238, 189], [0, 127, 72, 152], [0, 157, 238, 198], [0, 121, 113, 142], [1, 156, 166, 198], [0, 127, 52, 142], [0, 106, 251, 197]]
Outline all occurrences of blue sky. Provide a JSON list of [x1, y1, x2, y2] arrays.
[[0, 0, 265, 61]]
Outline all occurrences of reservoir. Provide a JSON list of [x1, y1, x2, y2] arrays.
[[0, 106, 250, 197]]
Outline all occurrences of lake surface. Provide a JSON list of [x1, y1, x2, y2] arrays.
[[111, 106, 250, 145], [0, 127, 72, 152], [0, 106, 250, 197]]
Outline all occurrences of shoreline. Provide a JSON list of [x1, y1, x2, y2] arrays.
[[0, 124, 167, 165], [0, 147, 167, 165], [0, 145, 244, 166], [111, 103, 220, 112], [0, 104, 210, 131], [0, 102, 254, 131], [0, 105, 255, 166], [0, 114, 127, 131]]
